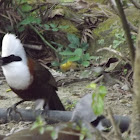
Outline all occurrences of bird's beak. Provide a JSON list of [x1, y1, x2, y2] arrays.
[[0, 57, 3, 66]]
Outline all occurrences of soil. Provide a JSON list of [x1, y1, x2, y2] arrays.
[[0, 71, 133, 136]]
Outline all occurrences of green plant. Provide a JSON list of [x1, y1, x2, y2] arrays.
[[98, 39, 105, 46], [31, 116, 46, 134], [112, 30, 136, 49], [12, 0, 70, 53], [87, 83, 107, 115], [112, 31, 126, 49], [123, 68, 128, 75], [52, 34, 96, 68], [32, 116, 60, 139], [65, 100, 77, 110], [15, 0, 69, 33]]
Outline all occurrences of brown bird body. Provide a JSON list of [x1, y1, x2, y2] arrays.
[[12, 58, 65, 110], [1, 34, 65, 111]]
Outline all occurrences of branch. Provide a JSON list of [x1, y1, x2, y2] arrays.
[[130, 0, 140, 9], [0, 108, 71, 123], [108, 108, 123, 140], [109, 0, 138, 33], [0, 108, 130, 133], [115, 0, 135, 68]]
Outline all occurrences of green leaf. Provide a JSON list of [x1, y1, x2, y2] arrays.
[[50, 23, 57, 28], [89, 56, 97, 60], [21, 4, 32, 12], [68, 56, 81, 62], [74, 48, 83, 56], [46, 126, 54, 131], [92, 96, 104, 115], [44, 24, 50, 30], [39, 127, 45, 134], [82, 53, 90, 61], [98, 39, 104, 45], [67, 34, 80, 46], [87, 83, 97, 89], [59, 50, 74, 56], [61, 59, 70, 64], [80, 42, 89, 51], [20, 16, 41, 25], [98, 86, 107, 98], [51, 130, 58, 139], [81, 61, 90, 67], [31, 116, 44, 130], [52, 28, 59, 31], [68, 43, 77, 49]]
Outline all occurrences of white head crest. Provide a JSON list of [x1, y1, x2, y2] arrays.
[[1, 34, 27, 63], [1, 34, 33, 90]]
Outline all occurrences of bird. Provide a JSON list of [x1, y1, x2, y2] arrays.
[[71, 93, 130, 133], [0, 33, 65, 111]]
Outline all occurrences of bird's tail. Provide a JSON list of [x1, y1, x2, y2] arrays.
[[48, 92, 65, 111]]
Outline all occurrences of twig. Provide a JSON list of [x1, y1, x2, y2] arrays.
[[93, 75, 104, 83], [130, 0, 140, 9], [97, 46, 131, 64], [108, 108, 123, 140], [23, 44, 42, 50]]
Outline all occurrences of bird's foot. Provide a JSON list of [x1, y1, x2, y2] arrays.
[[7, 105, 23, 121], [6, 100, 25, 121]]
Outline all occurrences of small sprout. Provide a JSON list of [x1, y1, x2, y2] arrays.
[[6, 89, 11, 92], [31, 116, 45, 130], [87, 83, 96, 89], [123, 69, 128, 75], [51, 130, 58, 139]]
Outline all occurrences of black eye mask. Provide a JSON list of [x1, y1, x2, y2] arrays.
[[1, 54, 22, 66]]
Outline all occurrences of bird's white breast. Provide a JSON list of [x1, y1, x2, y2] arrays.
[[2, 61, 33, 90]]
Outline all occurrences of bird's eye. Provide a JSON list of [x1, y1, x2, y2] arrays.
[[10, 54, 15, 57]]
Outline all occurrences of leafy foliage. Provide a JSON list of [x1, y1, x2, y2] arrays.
[[98, 29, 136, 50], [112, 31, 126, 49], [15, 0, 69, 33], [87, 83, 107, 115], [31, 116, 46, 134], [52, 34, 96, 69]]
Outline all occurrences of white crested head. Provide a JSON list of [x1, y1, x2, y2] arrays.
[[2, 33, 27, 63], [1, 34, 33, 90]]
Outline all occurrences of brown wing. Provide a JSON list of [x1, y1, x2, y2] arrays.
[[28, 58, 57, 90]]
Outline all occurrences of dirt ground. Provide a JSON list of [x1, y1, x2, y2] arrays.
[[0, 74, 132, 136]]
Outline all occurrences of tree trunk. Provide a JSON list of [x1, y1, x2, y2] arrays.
[[131, 27, 140, 139]]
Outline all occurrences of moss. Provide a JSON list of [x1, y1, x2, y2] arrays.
[[49, 18, 79, 35], [93, 15, 120, 37], [91, 0, 107, 4], [54, 5, 82, 20], [49, 5, 80, 35], [125, 7, 140, 26]]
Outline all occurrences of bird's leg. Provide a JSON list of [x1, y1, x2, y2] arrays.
[[38, 99, 51, 120], [34, 99, 49, 119], [7, 99, 25, 121]]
